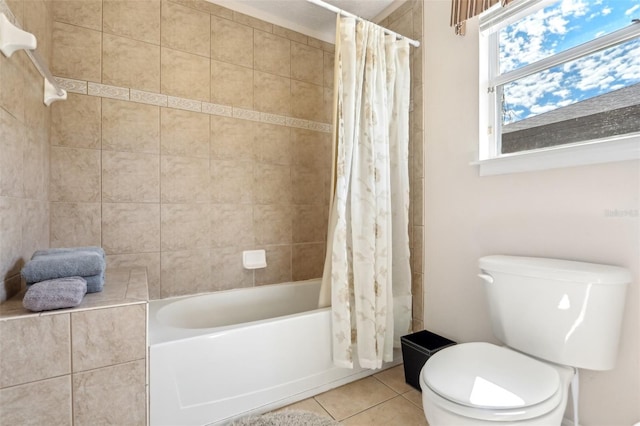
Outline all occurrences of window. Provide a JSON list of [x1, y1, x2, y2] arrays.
[[477, 0, 640, 175]]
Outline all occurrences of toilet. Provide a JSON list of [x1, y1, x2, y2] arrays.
[[420, 255, 630, 425]]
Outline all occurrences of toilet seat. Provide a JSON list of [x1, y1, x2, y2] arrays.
[[421, 342, 567, 422]]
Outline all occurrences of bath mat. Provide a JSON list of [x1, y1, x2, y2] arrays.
[[229, 409, 339, 426]]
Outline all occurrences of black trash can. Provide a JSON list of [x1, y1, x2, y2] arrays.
[[401, 330, 456, 391]]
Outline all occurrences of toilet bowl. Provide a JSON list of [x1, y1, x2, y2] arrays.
[[418, 256, 630, 426], [420, 342, 575, 425]]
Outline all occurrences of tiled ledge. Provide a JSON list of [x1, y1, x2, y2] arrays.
[[55, 77, 333, 134], [0, 268, 148, 321]]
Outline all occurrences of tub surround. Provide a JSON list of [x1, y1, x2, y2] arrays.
[[45, 0, 424, 320], [0, 268, 148, 425], [48, 0, 335, 300], [0, 0, 52, 303], [0, 267, 147, 318], [2, 0, 424, 330]]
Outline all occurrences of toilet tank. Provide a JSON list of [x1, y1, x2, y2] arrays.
[[478, 255, 630, 370]]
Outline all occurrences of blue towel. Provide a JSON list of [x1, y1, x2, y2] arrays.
[[22, 251, 105, 283], [84, 271, 105, 293], [26, 271, 104, 293], [22, 277, 87, 312], [33, 246, 105, 259]]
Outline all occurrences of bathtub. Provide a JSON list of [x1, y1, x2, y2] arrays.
[[148, 278, 401, 425]]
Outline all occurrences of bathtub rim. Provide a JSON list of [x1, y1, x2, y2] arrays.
[[148, 278, 323, 346]]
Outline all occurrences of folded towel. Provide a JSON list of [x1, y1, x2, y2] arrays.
[[26, 271, 104, 293], [84, 271, 105, 293], [22, 251, 105, 283], [22, 277, 87, 312], [33, 246, 105, 259]]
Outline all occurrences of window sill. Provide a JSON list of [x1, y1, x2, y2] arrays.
[[471, 135, 640, 176]]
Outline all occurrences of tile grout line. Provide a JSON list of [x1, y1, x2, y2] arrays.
[[337, 394, 412, 424], [69, 313, 74, 423], [311, 395, 339, 422], [0, 370, 71, 391], [371, 371, 405, 395], [311, 374, 403, 423]]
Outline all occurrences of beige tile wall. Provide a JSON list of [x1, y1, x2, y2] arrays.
[[0, 0, 52, 302], [0, 0, 423, 326], [379, 0, 424, 330], [49, 0, 334, 299], [0, 302, 147, 424]]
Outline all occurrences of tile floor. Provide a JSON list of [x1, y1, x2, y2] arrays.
[[277, 365, 429, 425]]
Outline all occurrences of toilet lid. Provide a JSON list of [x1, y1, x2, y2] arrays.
[[422, 342, 560, 410]]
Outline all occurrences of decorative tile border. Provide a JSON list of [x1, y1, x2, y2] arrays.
[[286, 117, 310, 130], [130, 89, 167, 107], [309, 122, 333, 133], [88, 82, 129, 101], [53, 76, 332, 133], [167, 96, 201, 112], [260, 112, 287, 126], [202, 102, 232, 117], [233, 107, 260, 122], [55, 77, 87, 95]]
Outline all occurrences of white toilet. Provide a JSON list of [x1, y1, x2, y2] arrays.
[[420, 255, 630, 425]]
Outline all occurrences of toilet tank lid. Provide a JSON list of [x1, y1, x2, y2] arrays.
[[479, 255, 631, 285]]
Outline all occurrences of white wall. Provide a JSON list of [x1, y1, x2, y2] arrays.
[[422, 1, 640, 425]]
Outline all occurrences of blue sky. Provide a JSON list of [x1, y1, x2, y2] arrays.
[[500, 0, 640, 124]]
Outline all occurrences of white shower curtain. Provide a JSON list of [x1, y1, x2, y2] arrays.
[[319, 16, 412, 369]]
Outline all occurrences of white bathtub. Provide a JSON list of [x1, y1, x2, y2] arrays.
[[148, 279, 401, 426]]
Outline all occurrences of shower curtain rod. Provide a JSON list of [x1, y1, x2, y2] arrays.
[[306, 0, 420, 47]]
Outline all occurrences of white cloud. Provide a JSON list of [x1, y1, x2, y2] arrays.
[[557, 99, 575, 107], [498, 0, 604, 73], [503, 38, 640, 122], [569, 41, 640, 92], [561, 0, 589, 17], [530, 104, 558, 114], [503, 70, 565, 108], [625, 4, 640, 15], [547, 15, 569, 34], [498, 0, 640, 122], [499, 10, 561, 72]]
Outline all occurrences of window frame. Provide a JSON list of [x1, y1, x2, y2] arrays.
[[476, 0, 640, 176]]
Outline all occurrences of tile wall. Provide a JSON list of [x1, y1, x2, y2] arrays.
[[0, 0, 424, 329], [0, 298, 147, 424], [379, 0, 424, 330], [0, 0, 52, 302], [48, 0, 335, 299]]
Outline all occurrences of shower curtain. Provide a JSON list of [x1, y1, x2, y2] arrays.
[[319, 16, 412, 369]]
